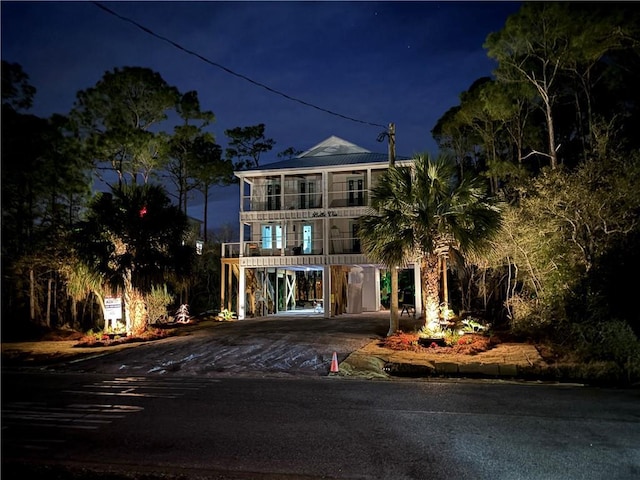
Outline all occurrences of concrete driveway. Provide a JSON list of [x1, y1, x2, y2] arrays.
[[45, 311, 401, 378]]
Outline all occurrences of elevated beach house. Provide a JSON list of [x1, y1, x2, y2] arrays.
[[220, 136, 423, 319]]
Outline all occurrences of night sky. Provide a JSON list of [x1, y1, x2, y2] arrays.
[[2, 1, 522, 231]]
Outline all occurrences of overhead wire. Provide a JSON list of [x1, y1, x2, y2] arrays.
[[92, 2, 389, 130]]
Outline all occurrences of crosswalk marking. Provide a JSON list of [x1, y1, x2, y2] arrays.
[[2, 401, 143, 430], [2, 376, 214, 452]]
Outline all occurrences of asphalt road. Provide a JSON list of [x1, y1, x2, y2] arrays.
[[2, 370, 640, 480]]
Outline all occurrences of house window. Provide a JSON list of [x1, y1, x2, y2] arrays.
[[351, 221, 361, 253], [261, 224, 282, 249], [303, 224, 312, 254], [347, 177, 364, 206], [298, 180, 317, 209], [267, 182, 281, 211], [299, 181, 306, 209]]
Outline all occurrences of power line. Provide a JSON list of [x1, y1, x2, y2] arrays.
[[92, 2, 388, 130]]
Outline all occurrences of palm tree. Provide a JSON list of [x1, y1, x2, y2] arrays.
[[358, 153, 502, 333], [74, 184, 195, 335]]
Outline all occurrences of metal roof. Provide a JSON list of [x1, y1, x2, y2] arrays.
[[235, 136, 410, 175]]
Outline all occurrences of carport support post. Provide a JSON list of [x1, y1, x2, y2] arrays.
[[238, 265, 246, 320], [413, 261, 422, 319], [323, 265, 331, 318]]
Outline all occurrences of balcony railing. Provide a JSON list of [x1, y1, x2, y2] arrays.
[[221, 242, 241, 258], [241, 188, 369, 212], [221, 238, 363, 259]]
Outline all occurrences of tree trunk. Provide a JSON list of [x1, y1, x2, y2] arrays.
[[388, 267, 399, 336], [545, 100, 558, 169], [421, 253, 441, 328], [29, 268, 36, 323], [442, 256, 449, 308], [45, 277, 53, 328], [122, 269, 133, 334], [71, 297, 78, 330]]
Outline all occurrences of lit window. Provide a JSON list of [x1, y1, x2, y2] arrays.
[[261, 225, 272, 249], [303, 225, 312, 254]]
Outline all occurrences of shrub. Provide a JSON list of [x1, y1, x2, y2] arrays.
[[571, 319, 640, 369], [145, 284, 174, 325]]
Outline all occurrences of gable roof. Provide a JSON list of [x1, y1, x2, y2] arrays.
[[236, 136, 409, 174], [298, 135, 370, 157]]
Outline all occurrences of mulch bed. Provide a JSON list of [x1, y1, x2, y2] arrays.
[[381, 332, 498, 355]]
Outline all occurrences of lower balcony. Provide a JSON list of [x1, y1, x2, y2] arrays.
[[222, 242, 370, 268]]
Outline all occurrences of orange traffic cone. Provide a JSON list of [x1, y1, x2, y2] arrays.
[[330, 351, 339, 373]]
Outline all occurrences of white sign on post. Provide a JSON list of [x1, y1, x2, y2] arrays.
[[104, 297, 122, 321]]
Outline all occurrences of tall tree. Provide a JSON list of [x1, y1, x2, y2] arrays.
[[358, 154, 502, 332], [432, 105, 479, 178], [190, 136, 231, 243], [2, 63, 91, 331], [563, 4, 640, 160], [224, 123, 275, 169], [1, 60, 36, 110], [69, 67, 180, 188], [449, 78, 538, 193], [484, 2, 576, 169], [167, 91, 216, 214], [484, 2, 640, 169]]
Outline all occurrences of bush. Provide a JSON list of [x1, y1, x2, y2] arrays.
[[145, 284, 174, 325], [507, 294, 555, 341], [571, 319, 640, 367]]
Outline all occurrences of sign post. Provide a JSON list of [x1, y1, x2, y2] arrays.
[[104, 297, 123, 330]]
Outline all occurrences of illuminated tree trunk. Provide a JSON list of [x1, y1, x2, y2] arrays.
[[129, 289, 147, 336], [122, 269, 133, 334], [420, 253, 441, 328], [442, 255, 449, 308]]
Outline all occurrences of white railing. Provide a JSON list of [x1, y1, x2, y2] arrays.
[[221, 238, 366, 259], [221, 242, 241, 258], [241, 188, 370, 212]]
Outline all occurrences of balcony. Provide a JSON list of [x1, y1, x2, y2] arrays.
[[221, 238, 369, 268], [241, 187, 369, 213]]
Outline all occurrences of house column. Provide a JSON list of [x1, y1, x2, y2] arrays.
[[322, 171, 329, 255], [219, 244, 226, 311], [323, 265, 331, 318], [413, 261, 422, 319], [238, 265, 246, 320], [281, 222, 286, 256]]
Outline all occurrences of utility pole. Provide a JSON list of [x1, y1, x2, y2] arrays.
[[388, 122, 396, 166], [387, 122, 399, 335]]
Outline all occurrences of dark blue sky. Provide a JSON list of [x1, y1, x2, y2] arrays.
[[2, 1, 522, 231]]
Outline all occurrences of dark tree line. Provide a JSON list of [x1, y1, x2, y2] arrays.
[[1, 63, 284, 337], [429, 2, 640, 373]]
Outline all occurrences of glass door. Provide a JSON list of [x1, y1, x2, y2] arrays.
[[303, 224, 312, 254]]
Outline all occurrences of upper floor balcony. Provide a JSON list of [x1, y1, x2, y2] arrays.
[[239, 170, 387, 215], [241, 187, 370, 212]]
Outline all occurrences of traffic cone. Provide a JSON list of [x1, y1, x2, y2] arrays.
[[330, 351, 339, 373]]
